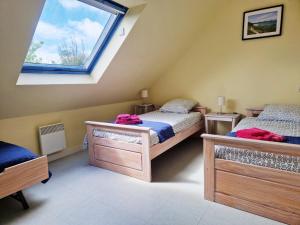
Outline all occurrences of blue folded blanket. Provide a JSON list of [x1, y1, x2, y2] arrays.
[[228, 132, 300, 145], [135, 120, 175, 143]]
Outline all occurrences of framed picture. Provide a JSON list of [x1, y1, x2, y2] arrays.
[[242, 5, 283, 40]]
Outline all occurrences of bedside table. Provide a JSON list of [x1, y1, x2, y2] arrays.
[[134, 104, 155, 115], [205, 113, 241, 134]]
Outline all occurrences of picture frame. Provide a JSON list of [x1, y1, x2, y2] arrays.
[[242, 5, 284, 40]]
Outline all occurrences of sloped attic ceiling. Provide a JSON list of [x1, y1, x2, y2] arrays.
[[0, 0, 222, 119]]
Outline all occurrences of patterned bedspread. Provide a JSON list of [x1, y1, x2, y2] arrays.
[[215, 117, 300, 173]]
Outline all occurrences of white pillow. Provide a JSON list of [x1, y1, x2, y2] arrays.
[[160, 98, 197, 114], [257, 104, 300, 122]]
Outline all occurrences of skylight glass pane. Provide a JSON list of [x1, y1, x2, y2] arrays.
[[24, 0, 117, 68]]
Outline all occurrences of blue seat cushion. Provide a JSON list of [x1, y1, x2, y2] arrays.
[[0, 141, 37, 173]]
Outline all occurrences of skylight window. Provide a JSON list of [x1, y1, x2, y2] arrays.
[[22, 0, 127, 74]]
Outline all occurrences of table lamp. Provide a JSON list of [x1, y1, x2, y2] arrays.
[[140, 89, 149, 104], [217, 96, 225, 114]]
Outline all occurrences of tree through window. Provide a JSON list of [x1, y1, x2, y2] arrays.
[[22, 0, 127, 74]]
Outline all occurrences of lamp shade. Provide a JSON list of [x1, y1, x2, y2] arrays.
[[141, 89, 149, 99], [217, 96, 225, 106]]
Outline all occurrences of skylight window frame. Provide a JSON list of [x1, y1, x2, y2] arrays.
[[21, 0, 128, 75]]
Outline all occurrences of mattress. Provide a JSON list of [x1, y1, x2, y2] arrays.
[[215, 117, 300, 173], [0, 141, 37, 173], [92, 111, 201, 146]]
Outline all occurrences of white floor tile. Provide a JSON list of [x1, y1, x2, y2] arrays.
[[0, 139, 284, 225]]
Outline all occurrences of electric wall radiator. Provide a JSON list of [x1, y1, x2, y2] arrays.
[[39, 123, 66, 155]]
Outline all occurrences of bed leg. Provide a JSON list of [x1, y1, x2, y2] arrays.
[[203, 138, 215, 201], [11, 191, 29, 210], [87, 125, 96, 165], [141, 132, 151, 182]]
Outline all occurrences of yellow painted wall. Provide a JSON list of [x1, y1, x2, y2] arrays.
[[0, 0, 222, 119], [2, 0, 300, 151], [0, 100, 139, 154], [150, 0, 300, 117]]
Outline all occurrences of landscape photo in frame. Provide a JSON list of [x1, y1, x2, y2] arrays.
[[242, 5, 283, 40]]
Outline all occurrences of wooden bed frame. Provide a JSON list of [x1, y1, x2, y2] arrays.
[[0, 156, 49, 208], [86, 106, 207, 182], [201, 113, 300, 224]]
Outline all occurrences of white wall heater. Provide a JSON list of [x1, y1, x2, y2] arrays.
[[39, 123, 66, 155]]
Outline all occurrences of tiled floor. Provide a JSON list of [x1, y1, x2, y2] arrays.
[[0, 138, 284, 225]]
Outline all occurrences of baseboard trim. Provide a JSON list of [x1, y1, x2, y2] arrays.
[[47, 145, 83, 162]]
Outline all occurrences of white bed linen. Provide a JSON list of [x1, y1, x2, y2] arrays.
[[93, 111, 201, 146]]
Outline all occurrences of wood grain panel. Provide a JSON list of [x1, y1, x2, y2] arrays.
[[203, 138, 215, 201], [215, 193, 300, 225], [94, 145, 142, 170], [150, 122, 202, 159], [90, 159, 146, 181], [215, 159, 300, 187], [215, 170, 300, 214], [93, 137, 142, 153], [0, 156, 49, 198], [141, 132, 151, 182]]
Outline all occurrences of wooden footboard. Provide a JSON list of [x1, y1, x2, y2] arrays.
[[201, 134, 300, 225], [0, 156, 49, 198], [86, 118, 204, 182], [86, 122, 152, 181]]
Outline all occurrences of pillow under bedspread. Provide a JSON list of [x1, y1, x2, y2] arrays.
[[257, 104, 300, 122]]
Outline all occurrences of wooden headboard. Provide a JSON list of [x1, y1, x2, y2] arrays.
[[246, 107, 264, 117], [192, 106, 207, 115]]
